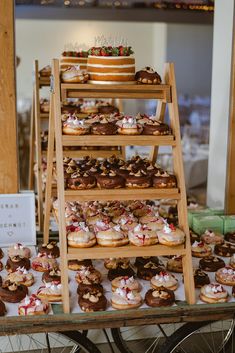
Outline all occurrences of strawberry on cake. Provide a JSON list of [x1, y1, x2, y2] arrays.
[[87, 45, 135, 83]]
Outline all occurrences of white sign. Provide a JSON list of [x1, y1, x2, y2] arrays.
[[0, 192, 36, 247]]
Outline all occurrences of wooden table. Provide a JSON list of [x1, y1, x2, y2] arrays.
[[1, 302, 235, 335]]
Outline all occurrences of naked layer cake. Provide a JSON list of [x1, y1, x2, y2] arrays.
[[87, 46, 135, 84]]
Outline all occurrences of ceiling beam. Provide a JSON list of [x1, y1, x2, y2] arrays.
[[15, 6, 213, 24]]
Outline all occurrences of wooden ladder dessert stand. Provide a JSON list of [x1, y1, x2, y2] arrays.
[[44, 59, 195, 313], [29, 60, 124, 233]]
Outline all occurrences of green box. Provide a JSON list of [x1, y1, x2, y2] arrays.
[[192, 215, 224, 235], [209, 208, 224, 216], [187, 208, 210, 229], [221, 215, 235, 234]]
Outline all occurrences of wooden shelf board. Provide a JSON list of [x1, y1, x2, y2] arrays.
[[62, 135, 176, 147], [67, 243, 186, 260], [40, 113, 49, 119], [62, 83, 171, 101], [64, 188, 180, 202], [42, 149, 122, 158]]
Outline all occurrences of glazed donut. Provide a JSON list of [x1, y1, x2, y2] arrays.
[[18, 294, 49, 316], [104, 258, 130, 270], [128, 224, 158, 246], [8, 243, 31, 259], [31, 254, 58, 272], [150, 271, 178, 291], [95, 224, 129, 247], [200, 283, 228, 303], [67, 222, 96, 248], [201, 229, 224, 245], [62, 115, 90, 135], [75, 266, 102, 285], [215, 266, 235, 286], [37, 282, 62, 302], [166, 256, 183, 273], [68, 259, 93, 271], [116, 116, 143, 135], [157, 224, 185, 246], [111, 288, 142, 310], [191, 241, 212, 258], [145, 287, 175, 307], [111, 276, 141, 292], [7, 267, 34, 287]]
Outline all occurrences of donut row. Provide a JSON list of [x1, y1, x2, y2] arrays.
[[62, 112, 171, 136], [52, 199, 185, 248], [63, 155, 177, 190]]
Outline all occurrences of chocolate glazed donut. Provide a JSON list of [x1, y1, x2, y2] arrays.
[[142, 122, 171, 136], [145, 287, 175, 307], [108, 265, 135, 281], [98, 105, 119, 115], [97, 171, 125, 189], [42, 268, 61, 283], [199, 256, 225, 272], [0, 281, 28, 303], [78, 289, 107, 312], [77, 283, 104, 296], [38, 241, 60, 258], [193, 269, 210, 288], [225, 232, 235, 244], [134, 257, 159, 268], [67, 172, 96, 190], [6, 256, 31, 273], [91, 121, 118, 135], [214, 243, 235, 257]]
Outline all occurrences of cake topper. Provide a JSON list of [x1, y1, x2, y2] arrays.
[[94, 35, 128, 47]]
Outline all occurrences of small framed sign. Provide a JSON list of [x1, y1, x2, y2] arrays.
[[0, 192, 36, 247]]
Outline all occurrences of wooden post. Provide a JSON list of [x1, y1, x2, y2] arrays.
[[28, 91, 35, 190], [0, 0, 18, 193], [225, 22, 235, 213]]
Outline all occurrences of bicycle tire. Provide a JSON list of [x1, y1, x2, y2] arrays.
[[160, 319, 235, 353], [111, 323, 182, 353], [0, 330, 99, 353], [61, 331, 102, 353]]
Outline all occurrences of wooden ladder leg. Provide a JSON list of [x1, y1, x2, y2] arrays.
[[149, 99, 167, 163], [43, 92, 55, 243], [52, 59, 70, 313], [165, 62, 195, 304], [28, 90, 35, 190], [34, 60, 44, 232]]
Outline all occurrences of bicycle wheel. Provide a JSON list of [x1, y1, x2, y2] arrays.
[[160, 319, 235, 353], [111, 323, 183, 353], [0, 330, 101, 353]]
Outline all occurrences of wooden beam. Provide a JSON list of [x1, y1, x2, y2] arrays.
[[225, 16, 235, 213], [0, 0, 18, 193], [15, 6, 213, 24]]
